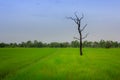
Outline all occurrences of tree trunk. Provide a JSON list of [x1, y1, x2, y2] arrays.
[[80, 33, 83, 55]]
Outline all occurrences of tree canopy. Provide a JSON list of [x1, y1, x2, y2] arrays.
[[0, 40, 120, 48]]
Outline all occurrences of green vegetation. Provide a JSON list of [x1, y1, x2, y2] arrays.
[[0, 40, 120, 48], [0, 48, 120, 80]]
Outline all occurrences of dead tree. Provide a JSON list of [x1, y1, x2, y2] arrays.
[[67, 12, 88, 56]]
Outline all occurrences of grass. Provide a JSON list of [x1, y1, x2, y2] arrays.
[[0, 48, 120, 80]]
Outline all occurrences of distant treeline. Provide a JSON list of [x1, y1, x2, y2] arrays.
[[0, 40, 120, 48]]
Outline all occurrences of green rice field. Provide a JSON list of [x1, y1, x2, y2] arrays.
[[0, 48, 120, 80]]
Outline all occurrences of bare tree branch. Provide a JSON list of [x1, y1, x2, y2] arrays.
[[81, 24, 87, 32], [66, 17, 78, 24], [82, 33, 89, 39], [74, 12, 80, 21], [79, 14, 84, 21], [74, 37, 80, 40]]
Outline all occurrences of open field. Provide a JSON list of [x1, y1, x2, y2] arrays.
[[0, 48, 120, 80]]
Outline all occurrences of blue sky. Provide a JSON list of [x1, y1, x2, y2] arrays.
[[0, 0, 120, 43]]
